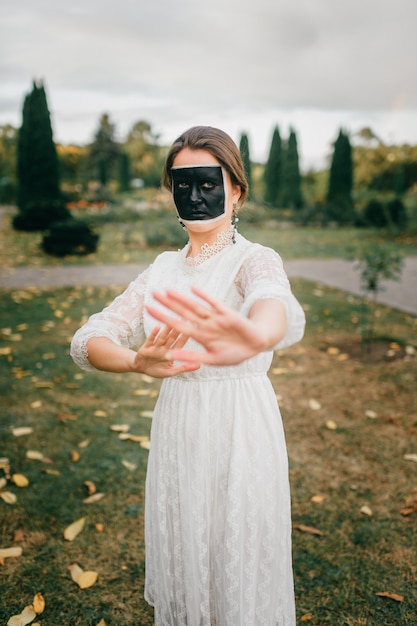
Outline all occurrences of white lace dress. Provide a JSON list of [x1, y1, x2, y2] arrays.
[[71, 234, 305, 626]]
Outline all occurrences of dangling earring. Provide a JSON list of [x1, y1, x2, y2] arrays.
[[231, 203, 239, 244]]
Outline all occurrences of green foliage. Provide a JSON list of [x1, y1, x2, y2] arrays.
[[0, 124, 18, 203], [327, 129, 355, 223], [239, 132, 252, 197], [362, 198, 408, 229], [118, 152, 131, 192], [143, 215, 188, 248], [12, 198, 70, 231], [263, 126, 282, 206], [15, 80, 66, 230], [124, 120, 165, 187], [41, 219, 99, 256], [354, 243, 403, 295], [282, 128, 303, 209], [87, 113, 120, 184]]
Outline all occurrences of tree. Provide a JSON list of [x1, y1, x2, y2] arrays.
[[0, 124, 18, 204], [326, 129, 354, 223], [239, 132, 252, 198], [263, 126, 283, 206], [282, 128, 303, 209], [88, 113, 120, 185], [118, 152, 131, 192], [124, 120, 163, 187], [14, 80, 69, 231]]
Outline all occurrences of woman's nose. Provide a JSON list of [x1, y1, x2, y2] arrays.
[[189, 183, 201, 204]]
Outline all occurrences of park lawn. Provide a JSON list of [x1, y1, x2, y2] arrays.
[[2, 204, 417, 268], [0, 280, 416, 625]]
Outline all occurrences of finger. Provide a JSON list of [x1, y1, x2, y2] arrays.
[[146, 305, 196, 337], [191, 287, 225, 314], [145, 325, 161, 344], [165, 348, 207, 363]]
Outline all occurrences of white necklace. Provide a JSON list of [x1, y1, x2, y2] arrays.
[[185, 229, 234, 267]]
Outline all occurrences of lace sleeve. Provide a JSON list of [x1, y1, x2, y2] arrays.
[[236, 245, 305, 350], [70, 266, 151, 371]]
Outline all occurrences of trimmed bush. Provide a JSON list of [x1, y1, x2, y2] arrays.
[[41, 219, 99, 257], [13, 199, 71, 231]]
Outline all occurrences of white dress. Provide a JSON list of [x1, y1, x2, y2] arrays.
[[71, 234, 305, 626]]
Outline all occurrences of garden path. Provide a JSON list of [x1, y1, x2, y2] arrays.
[[1, 257, 416, 316]]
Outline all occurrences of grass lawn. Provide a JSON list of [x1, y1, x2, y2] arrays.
[[1, 279, 416, 625], [1, 203, 417, 268]]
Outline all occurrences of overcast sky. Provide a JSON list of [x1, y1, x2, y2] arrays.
[[1, 0, 416, 169]]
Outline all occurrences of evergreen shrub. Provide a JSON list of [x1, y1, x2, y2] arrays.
[[41, 219, 99, 256], [13, 199, 71, 231]]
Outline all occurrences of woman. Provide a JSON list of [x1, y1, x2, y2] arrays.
[[71, 126, 305, 625]]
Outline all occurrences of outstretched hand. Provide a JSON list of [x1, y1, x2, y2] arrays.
[[146, 287, 277, 366], [133, 324, 200, 378]]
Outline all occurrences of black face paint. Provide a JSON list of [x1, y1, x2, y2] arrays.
[[171, 165, 226, 223]]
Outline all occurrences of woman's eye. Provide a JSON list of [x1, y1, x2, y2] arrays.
[[178, 182, 189, 189], [201, 181, 215, 190]]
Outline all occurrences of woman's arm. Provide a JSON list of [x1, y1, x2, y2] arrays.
[[145, 287, 287, 366], [86, 326, 200, 378]]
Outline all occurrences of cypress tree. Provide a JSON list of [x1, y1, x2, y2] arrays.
[[327, 129, 354, 222], [89, 113, 120, 185], [14, 80, 68, 230], [239, 132, 252, 198], [282, 128, 303, 209], [263, 126, 282, 206], [118, 152, 131, 192]]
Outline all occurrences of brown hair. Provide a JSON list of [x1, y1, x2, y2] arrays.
[[161, 126, 249, 205]]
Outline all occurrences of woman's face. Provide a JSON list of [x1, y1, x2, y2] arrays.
[[171, 148, 241, 233]]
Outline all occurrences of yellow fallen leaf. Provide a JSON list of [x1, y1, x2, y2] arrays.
[[0, 491, 17, 504], [325, 420, 337, 430], [84, 480, 96, 495], [376, 591, 404, 602], [6, 604, 36, 626], [12, 474, 29, 487], [140, 374, 154, 383], [365, 409, 377, 419], [140, 411, 154, 419], [360, 505, 373, 516], [95, 523, 104, 532], [42, 468, 61, 476], [119, 433, 148, 443], [97, 620, 106, 626], [11, 427, 33, 437], [30, 401, 42, 409], [0, 457, 10, 469], [271, 367, 289, 375], [26, 450, 52, 464], [293, 524, 325, 536], [404, 454, 417, 463], [133, 389, 151, 396], [33, 592, 45, 614], [78, 570, 98, 589], [311, 495, 325, 504], [121, 460, 137, 471], [301, 614, 313, 622], [0, 546, 23, 558], [34, 381, 54, 388], [326, 346, 340, 355], [110, 424, 130, 432], [70, 450, 80, 462], [309, 399, 321, 411], [78, 439, 90, 448], [140, 440, 151, 450], [94, 410, 107, 417], [83, 493, 105, 504], [0, 346, 12, 355], [0, 477, 7, 489], [69, 562, 84, 583], [64, 517, 86, 541]]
